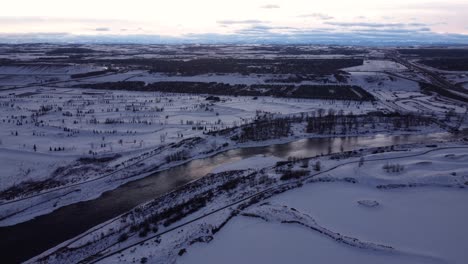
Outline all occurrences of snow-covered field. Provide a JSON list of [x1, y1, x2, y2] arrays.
[[182, 148, 468, 264], [1, 55, 466, 228], [1, 45, 468, 263], [349, 72, 420, 92], [32, 144, 468, 264], [0, 86, 380, 192], [182, 184, 468, 264], [344, 60, 408, 72]]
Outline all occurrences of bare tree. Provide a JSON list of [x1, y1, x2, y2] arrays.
[[314, 161, 321, 171], [160, 133, 167, 143]]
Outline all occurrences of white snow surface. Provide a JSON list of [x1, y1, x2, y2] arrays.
[[344, 60, 408, 72], [42, 145, 467, 264], [181, 183, 468, 264]]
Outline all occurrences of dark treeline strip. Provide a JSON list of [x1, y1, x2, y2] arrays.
[[77, 58, 363, 75], [305, 111, 433, 135], [279, 47, 367, 56], [219, 111, 434, 143], [46, 48, 97, 55], [398, 49, 468, 58], [420, 82, 468, 102], [0, 58, 14, 65], [418, 59, 468, 71], [232, 117, 292, 142], [70, 70, 115, 79], [75, 81, 374, 101], [247, 46, 367, 56], [148, 58, 364, 75]]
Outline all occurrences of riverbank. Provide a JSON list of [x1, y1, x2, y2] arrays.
[[0, 129, 464, 262], [26, 143, 468, 264], [0, 120, 452, 227]]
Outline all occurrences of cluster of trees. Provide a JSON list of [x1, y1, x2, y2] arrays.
[[104, 118, 124, 124], [92, 129, 126, 134], [71, 70, 112, 79], [77, 81, 374, 101], [0, 58, 13, 65], [291, 85, 373, 101], [46, 47, 97, 55], [136, 58, 364, 75], [76, 81, 146, 90], [280, 170, 309, 181], [0, 178, 62, 200], [306, 111, 434, 135], [125, 190, 213, 242], [390, 113, 433, 129], [383, 163, 405, 173], [245, 46, 366, 56], [421, 84, 468, 109], [279, 47, 366, 56], [419, 59, 468, 71], [306, 109, 359, 134], [164, 150, 189, 163], [233, 117, 292, 142], [398, 49, 468, 58], [255, 72, 349, 84], [49, 146, 65, 152], [399, 48, 468, 71], [31, 131, 45, 137], [4, 116, 29, 126], [152, 82, 251, 96]]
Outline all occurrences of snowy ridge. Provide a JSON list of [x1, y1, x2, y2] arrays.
[[241, 202, 449, 264], [227, 189, 460, 264], [242, 203, 395, 252]]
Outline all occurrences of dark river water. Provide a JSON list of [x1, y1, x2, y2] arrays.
[[0, 132, 459, 263]]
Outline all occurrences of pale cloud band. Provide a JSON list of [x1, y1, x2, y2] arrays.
[[0, 0, 467, 44]]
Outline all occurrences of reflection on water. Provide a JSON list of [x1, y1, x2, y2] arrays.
[[0, 132, 460, 263]]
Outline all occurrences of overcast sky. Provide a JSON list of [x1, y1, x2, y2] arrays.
[[1, 0, 468, 43]]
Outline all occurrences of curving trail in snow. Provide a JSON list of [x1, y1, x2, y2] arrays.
[[241, 203, 450, 264]]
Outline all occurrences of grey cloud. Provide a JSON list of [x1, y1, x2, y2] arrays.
[[234, 26, 272, 35], [217, 20, 266, 25], [325, 21, 428, 28], [237, 24, 427, 36], [95, 27, 111, 32], [351, 28, 432, 34], [408, 23, 428, 27], [235, 25, 297, 35]]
